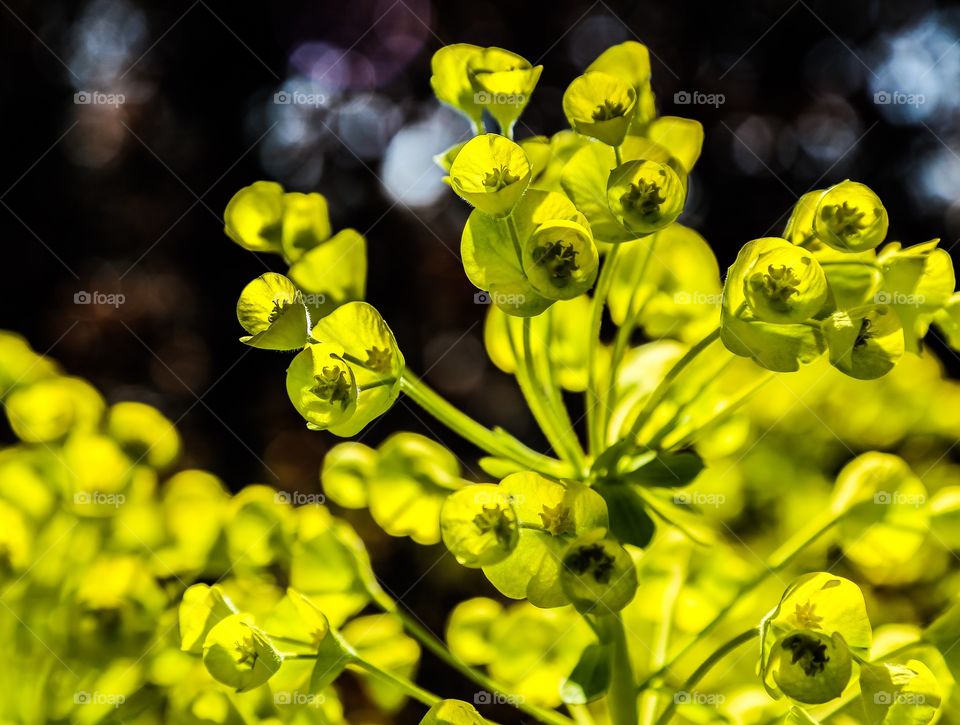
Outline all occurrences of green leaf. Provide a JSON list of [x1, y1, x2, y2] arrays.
[[561, 642, 611, 704], [593, 482, 655, 548], [922, 600, 960, 680]]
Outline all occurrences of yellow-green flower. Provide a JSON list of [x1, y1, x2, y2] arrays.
[[280, 191, 332, 262], [286, 342, 358, 431], [814, 180, 888, 252], [236, 272, 311, 350], [441, 484, 519, 568], [606, 159, 685, 234], [741, 241, 828, 324], [822, 305, 904, 379], [467, 47, 542, 136], [521, 217, 598, 300], [449, 134, 531, 217], [559, 534, 637, 614], [201, 613, 282, 691], [770, 630, 852, 704], [562, 72, 636, 146], [430, 44, 486, 132], [223, 181, 284, 253]]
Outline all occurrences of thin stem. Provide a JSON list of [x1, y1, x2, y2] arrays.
[[399, 370, 571, 479], [587, 244, 622, 457], [637, 509, 843, 692], [352, 657, 441, 708], [605, 614, 639, 725], [371, 593, 574, 725], [652, 628, 758, 725], [614, 145, 623, 166], [358, 377, 397, 392], [626, 328, 720, 442]]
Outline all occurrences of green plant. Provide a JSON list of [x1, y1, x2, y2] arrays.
[[3, 39, 960, 725]]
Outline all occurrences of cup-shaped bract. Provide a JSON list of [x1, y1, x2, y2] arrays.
[[310, 302, 404, 437], [280, 191, 332, 262], [106, 401, 181, 470], [286, 342, 358, 432], [562, 72, 636, 147], [449, 134, 531, 217], [223, 181, 285, 253], [822, 305, 904, 380], [740, 241, 829, 324], [771, 630, 852, 704], [202, 613, 283, 691], [421, 699, 489, 725], [607, 159, 685, 235], [559, 534, 637, 614], [430, 44, 486, 132], [467, 47, 542, 136], [522, 217, 599, 300], [814, 180, 888, 252], [236, 272, 311, 350], [441, 484, 519, 568]]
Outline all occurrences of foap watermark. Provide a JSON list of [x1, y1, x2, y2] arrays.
[[673, 291, 723, 306], [674, 491, 725, 508], [74, 290, 125, 308], [74, 90, 125, 108], [874, 490, 925, 507], [275, 491, 326, 506], [873, 90, 925, 108], [274, 691, 326, 706], [474, 691, 526, 706], [674, 90, 725, 108], [74, 491, 126, 508], [874, 291, 925, 306], [474, 91, 527, 107], [674, 690, 726, 706], [474, 290, 526, 308], [274, 90, 328, 107], [74, 691, 125, 708], [874, 691, 928, 705]]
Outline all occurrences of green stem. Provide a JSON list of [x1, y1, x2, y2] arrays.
[[605, 614, 639, 725], [372, 593, 574, 725], [614, 145, 623, 166], [652, 629, 758, 725], [637, 509, 842, 691], [626, 328, 720, 442], [399, 370, 571, 479], [640, 550, 687, 725], [587, 244, 622, 457], [352, 657, 441, 708]]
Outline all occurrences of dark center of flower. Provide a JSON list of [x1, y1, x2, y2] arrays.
[[592, 99, 627, 121], [532, 240, 579, 287], [749, 264, 802, 308], [854, 318, 873, 349], [364, 346, 393, 373], [483, 166, 520, 191], [620, 179, 666, 218], [311, 366, 351, 409], [235, 633, 259, 668], [564, 543, 616, 584], [822, 202, 868, 238], [539, 503, 574, 536], [267, 299, 287, 324], [473, 504, 515, 547], [781, 633, 830, 677]]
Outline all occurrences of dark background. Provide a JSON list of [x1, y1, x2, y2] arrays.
[[3, 0, 960, 719]]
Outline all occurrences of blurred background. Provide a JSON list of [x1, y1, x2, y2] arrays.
[[2, 0, 960, 717]]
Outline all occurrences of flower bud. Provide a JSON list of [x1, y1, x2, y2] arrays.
[[286, 342, 358, 431], [741, 240, 828, 324], [814, 180, 888, 252], [606, 159, 685, 235], [521, 218, 599, 300], [562, 72, 636, 147], [441, 484, 519, 568], [449, 134, 531, 218]]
